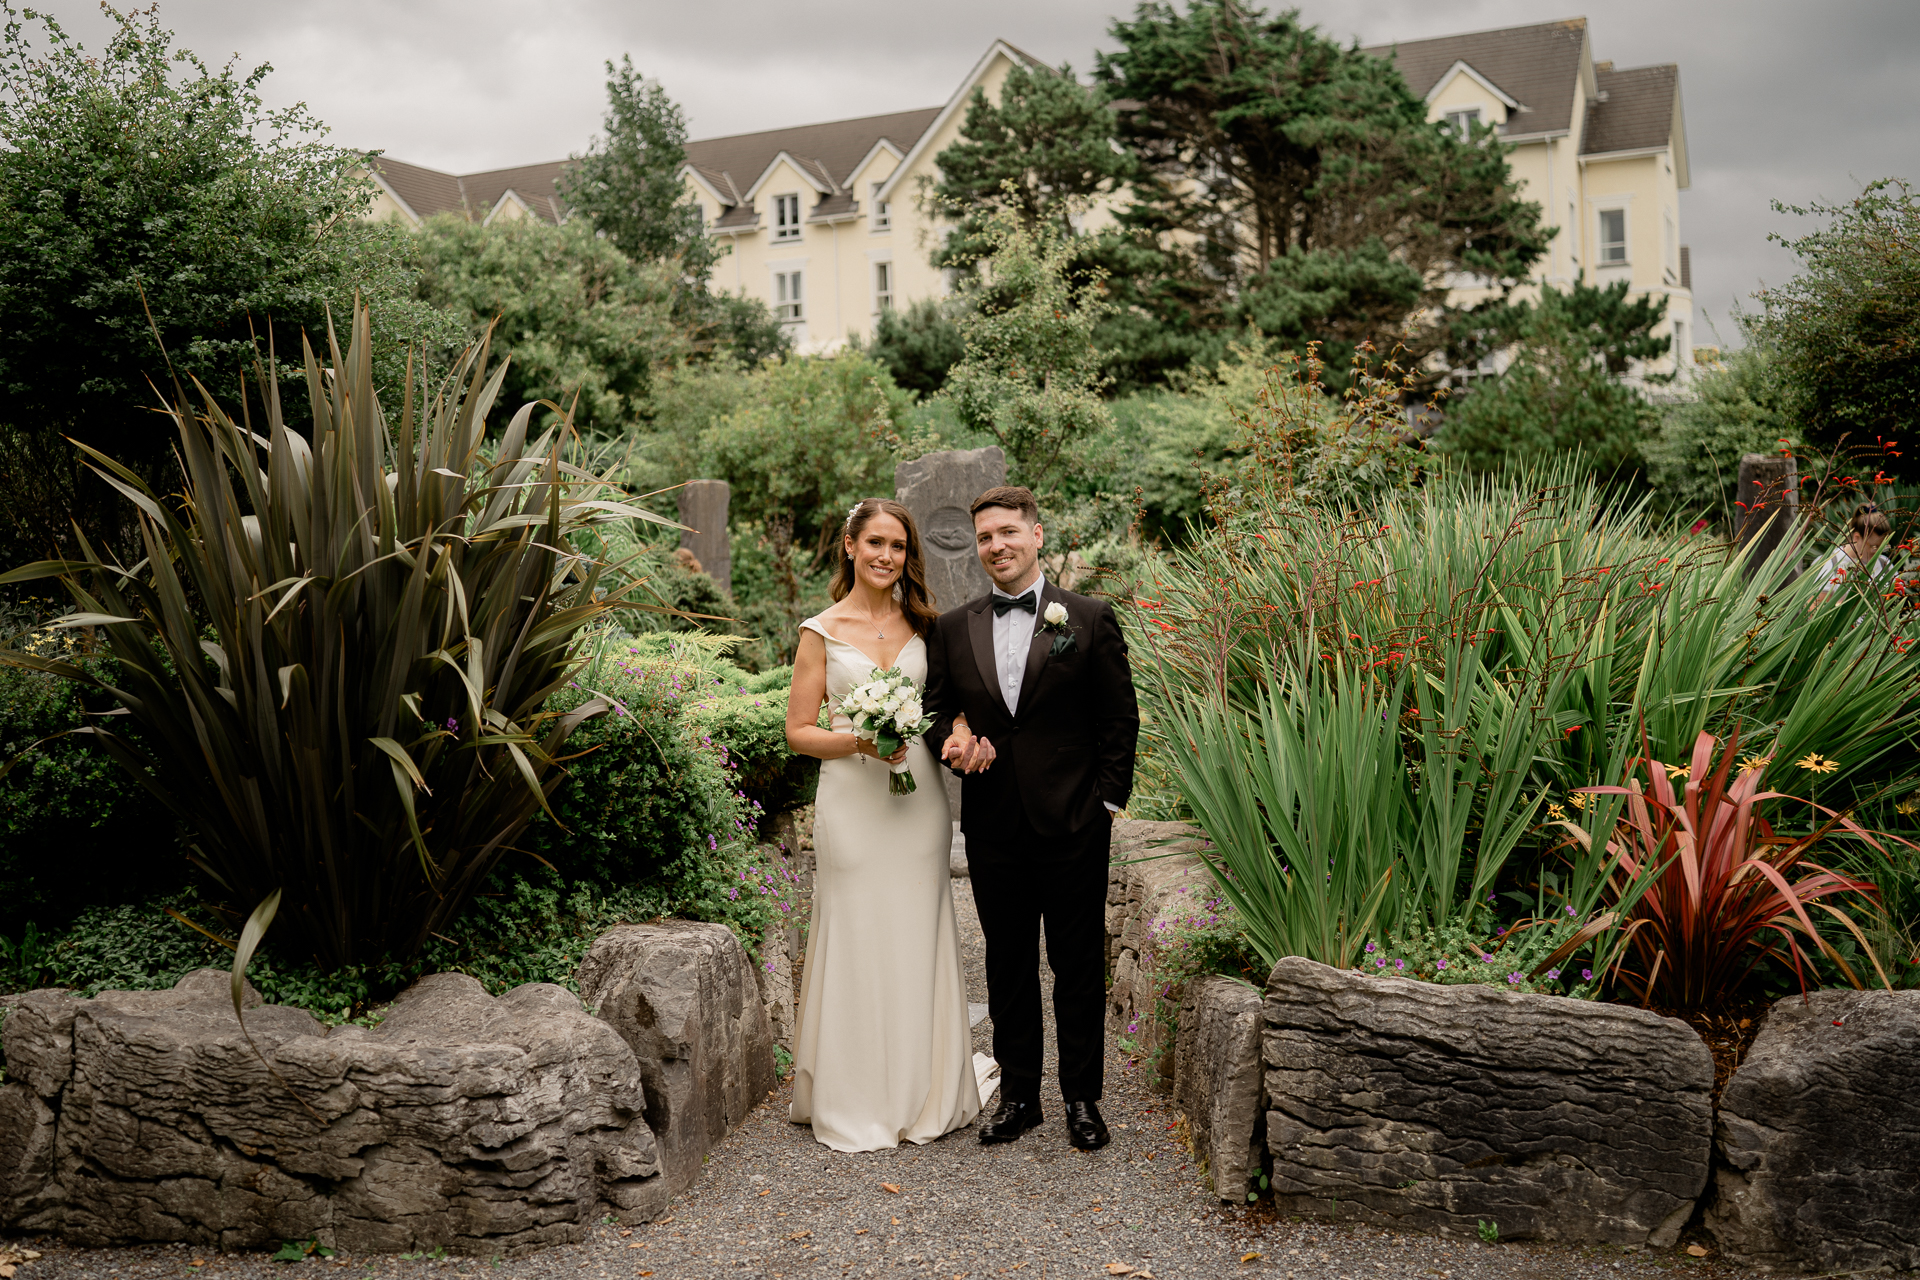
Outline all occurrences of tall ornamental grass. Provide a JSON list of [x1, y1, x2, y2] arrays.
[[0, 304, 671, 967]]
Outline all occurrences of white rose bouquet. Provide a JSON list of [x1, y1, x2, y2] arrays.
[[838, 665, 934, 795]]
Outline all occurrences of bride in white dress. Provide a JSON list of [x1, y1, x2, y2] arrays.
[[783, 498, 995, 1152]]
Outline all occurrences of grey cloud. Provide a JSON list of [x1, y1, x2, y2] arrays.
[[32, 0, 1920, 347]]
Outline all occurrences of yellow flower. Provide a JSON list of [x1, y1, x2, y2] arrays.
[[1795, 753, 1838, 775], [1738, 753, 1773, 773], [1665, 763, 1690, 780], [1897, 798, 1920, 817], [1546, 803, 1569, 821], [1568, 792, 1591, 812]]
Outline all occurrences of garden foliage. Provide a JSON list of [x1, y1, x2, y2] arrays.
[[0, 305, 670, 968]]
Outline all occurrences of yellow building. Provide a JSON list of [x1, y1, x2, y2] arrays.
[[1368, 18, 1693, 378], [364, 21, 1690, 370]]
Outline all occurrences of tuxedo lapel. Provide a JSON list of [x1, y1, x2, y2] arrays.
[[967, 597, 1004, 715], [1018, 582, 1058, 712]]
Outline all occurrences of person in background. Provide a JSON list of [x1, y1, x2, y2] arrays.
[[1814, 502, 1895, 604]]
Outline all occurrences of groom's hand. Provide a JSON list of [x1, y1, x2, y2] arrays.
[[941, 730, 996, 774]]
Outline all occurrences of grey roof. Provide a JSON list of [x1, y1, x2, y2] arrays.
[[682, 106, 942, 223], [368, 155, 569, 223], [1365, 17, 1589, 137], [1583, 63, 1680, 154]]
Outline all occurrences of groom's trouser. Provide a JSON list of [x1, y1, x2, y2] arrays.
[[966, 813, 1110, 1105]]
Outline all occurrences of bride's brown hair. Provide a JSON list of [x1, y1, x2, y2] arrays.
[[833, 498, 941, 636]]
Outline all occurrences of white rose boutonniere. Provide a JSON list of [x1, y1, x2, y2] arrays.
[[1040, 599, 1078, 656]]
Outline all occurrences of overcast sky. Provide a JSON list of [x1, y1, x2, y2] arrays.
[[34, 0, 1920, 346]]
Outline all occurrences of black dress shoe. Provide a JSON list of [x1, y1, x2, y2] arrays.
[[1065, 1100, 1110, 1151], [979, 1098, 1044, 1144]]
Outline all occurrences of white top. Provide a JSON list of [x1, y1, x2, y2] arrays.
[[988, 571, 1045, 714], [1815, 544, 1892, 588]]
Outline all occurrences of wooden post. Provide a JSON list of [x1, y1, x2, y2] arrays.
[[1734, 453, 1800, 579], [676, 479, 731, 596]]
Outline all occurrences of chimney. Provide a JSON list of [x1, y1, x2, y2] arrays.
[[1679, 245, 1691, 291], [1594, 59, 1613, 72]]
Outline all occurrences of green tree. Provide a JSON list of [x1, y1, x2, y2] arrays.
[[866, 298, 967, 397], [0, 4, 458, 562], [1433, 308, 1652, 478], [1754, 178, 1920, 481], [559, 55, 715, 280], [1446, 280, 1671, 378], [414, 215, 685, 435], [1094, 1, 1547, 386], [941, 208, 1114, 494], [928, 60, 1133, 266], [1645, 346, 1796, 528]]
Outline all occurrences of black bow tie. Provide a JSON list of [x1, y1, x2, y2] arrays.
[[992, 591, 1037, 617]]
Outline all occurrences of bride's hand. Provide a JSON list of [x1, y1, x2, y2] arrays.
[[853, 735, 909, 765]]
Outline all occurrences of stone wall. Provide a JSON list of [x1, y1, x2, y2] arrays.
[[1706, 988, 1920, 1273], [1103, 819, 1211, 1092], [0, 921, 776, 1255], [1262, 957, 1712, 1246]]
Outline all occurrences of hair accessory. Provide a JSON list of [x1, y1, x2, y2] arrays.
[[1864, 503, 1880, 513], [845, 501, 865, 529]]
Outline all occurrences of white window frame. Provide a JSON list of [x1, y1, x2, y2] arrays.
[[870, 182, 891, 231], [1442, 106, 1484, 139], [1597, 207, 1629, 265], [772, 193, 803, 241], [873, 260, 894, 314], [773, 269, 804, 322]]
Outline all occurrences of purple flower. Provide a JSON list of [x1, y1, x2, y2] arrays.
[[1507, 972, 1521, 985], [1375, 958, 1386, 969], [444, 717, 459, 733], [1565, 905, 1577, 917], [1582, 968, 1593, 981], [1495, 927, 1506, 936], [1547, 969, 1561, 980], [1365, 941, 1376, 954], [1394, 959, 1406, 972], [1437, 959, 1448, 971]]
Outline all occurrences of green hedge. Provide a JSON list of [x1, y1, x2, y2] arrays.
[[0, 655, 185, 936]]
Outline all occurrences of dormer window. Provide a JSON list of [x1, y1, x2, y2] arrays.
[[1443, 108, 1482, 139], [773, 193, 802, 241], [871, 183, 891, 230]]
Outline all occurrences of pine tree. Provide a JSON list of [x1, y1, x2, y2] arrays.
[[1094, 0, 1548, 384], [928, 60, 1133, 268]]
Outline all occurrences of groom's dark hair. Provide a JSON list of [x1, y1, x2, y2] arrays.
[[971, 486, 1039, 525]]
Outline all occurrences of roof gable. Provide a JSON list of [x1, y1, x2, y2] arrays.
[[1366, 18, 1589, 137], [683, 106, 942, 214], [875, 39, 1051, 203], [1426, 60, 1522, 110]]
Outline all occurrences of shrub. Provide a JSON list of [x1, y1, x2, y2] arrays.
[[0, 305, 650, 968], [1644, 345, 1796, 528], [1355, 911, 1599, 999], [0, 654, 183, 935]]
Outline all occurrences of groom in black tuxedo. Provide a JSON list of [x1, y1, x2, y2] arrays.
[[925, 485, 1139, 1150]]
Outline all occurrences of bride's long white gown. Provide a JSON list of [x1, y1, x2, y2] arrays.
[[790, 620, 997, 1152]]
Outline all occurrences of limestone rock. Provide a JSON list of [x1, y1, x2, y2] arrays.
[[1174, 976, 1265, 1202], [1263, 957, 1711, 1246], [1, 968, 665, 1253], [1706, 988, 1920, 1273], [577, 921, 777, 1192], [1103, 819, 1211, 1090]]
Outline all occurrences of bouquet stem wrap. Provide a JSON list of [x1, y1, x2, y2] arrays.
[[838, 665, 934, 797]]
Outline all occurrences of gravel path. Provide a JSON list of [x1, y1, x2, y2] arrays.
[[7, 830, 1782, 1280]]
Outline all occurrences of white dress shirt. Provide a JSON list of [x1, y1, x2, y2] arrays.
[[988, 572, 1045, 714]]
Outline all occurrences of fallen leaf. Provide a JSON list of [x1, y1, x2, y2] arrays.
[[758, 1189, 771, 1197], [1105, 1265, 1134, 1276], [882, 1183, 901, 1194], [1241, 1252, 1263, 1263], [854, 1229, 869, 1236], [1686, 1244, 1709, 1258], [639, 1272, 653, 1277], [656, 1215, 674, 1224], [891, 1216, 901, 1226], [1134, 1271, 1156, 1279], [628, 1242, 644, 1249], [788, 1230, 812, 1240], [1, 1264, 15, 1279]]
